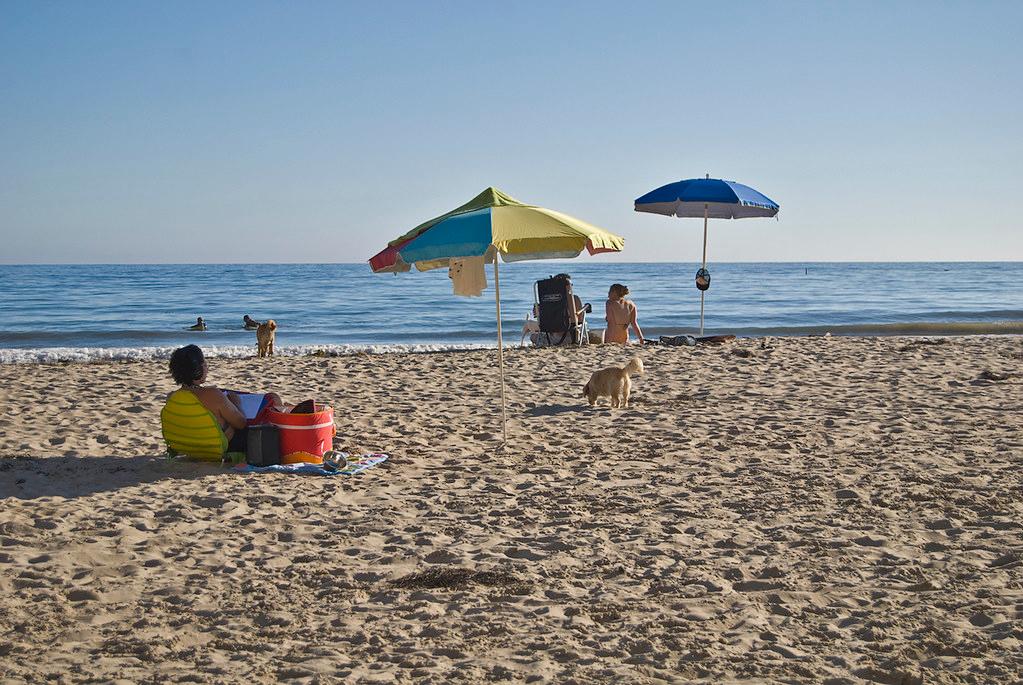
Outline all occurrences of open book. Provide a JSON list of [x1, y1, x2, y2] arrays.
[[226, 391, 267, 420]]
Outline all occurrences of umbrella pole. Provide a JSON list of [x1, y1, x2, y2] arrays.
[[493, 255, 508, 444], [700, 204, 708, 336]]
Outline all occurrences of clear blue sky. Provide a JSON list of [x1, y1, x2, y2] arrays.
[[1, 1, 1020, 263]]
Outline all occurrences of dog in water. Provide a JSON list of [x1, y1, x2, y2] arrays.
[[256, 319, 277, 357], [583, 356, 644, 408]]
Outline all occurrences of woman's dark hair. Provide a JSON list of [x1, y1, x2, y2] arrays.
[[169, 344, 205, 385]]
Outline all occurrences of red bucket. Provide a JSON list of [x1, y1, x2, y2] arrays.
[[268, 405, 335, 464]]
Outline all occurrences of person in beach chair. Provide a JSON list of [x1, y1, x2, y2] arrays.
[[161, 345, 284, 461], [531, 274, 591, 347]]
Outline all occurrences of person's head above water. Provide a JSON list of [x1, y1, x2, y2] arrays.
[[243, 315, 254, 323], [169, 344, 207, 386], [608, 283, 629, 299]]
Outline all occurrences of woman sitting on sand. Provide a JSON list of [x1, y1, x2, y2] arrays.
[[605, 283, 643, 345], [168, 345, 283, 453]]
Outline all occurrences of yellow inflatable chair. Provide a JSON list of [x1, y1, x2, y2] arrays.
[[161, 389, 237, 462]]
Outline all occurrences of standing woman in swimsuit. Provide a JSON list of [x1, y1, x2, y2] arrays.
[[605, 283, 644, 345]]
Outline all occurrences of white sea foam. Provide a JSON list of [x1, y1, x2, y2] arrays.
[[0, 343, 498, 365]]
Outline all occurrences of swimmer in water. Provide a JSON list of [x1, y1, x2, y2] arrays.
[[243, 315, 260, 330], [189, 317, 207, 331]]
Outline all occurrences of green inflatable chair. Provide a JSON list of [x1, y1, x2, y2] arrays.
[[161, 389, 241, 462]]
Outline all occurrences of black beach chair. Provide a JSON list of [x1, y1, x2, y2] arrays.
[[533, 276, 588, 346]]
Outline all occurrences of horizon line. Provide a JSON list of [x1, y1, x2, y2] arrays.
[[2, 259, 1022, 267]]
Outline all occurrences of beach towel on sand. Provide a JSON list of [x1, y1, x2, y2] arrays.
[[233, 453, 389, 476]]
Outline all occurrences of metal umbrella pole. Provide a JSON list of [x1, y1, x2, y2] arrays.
[[492, 254, 508, 444], [700, 203, 708, 336]]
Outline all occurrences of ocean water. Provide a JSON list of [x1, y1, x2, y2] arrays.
[[1, 262, 1021, 363]]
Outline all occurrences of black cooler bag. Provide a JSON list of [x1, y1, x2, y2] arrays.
[[246, 424, 281, 466]]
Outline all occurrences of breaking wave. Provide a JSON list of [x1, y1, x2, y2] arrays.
[[0, 343, 496, 365], [1, 319, 1021, 365]]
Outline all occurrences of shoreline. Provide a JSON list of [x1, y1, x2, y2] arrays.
[[2, 328, 1023, 365]]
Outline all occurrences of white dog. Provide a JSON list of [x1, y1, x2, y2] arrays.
[[520, 319, 540, 347]]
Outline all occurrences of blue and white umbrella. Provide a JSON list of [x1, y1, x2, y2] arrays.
[[635, 176, 779, 334]]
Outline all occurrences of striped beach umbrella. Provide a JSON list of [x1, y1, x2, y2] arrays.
[[635, 176, 779, 335], [370, 187, 622, 273], [369, 187, 624, 442]]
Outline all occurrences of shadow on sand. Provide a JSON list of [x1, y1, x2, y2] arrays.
[[0, 454, 225, 501], [524, 403, 597, 417]]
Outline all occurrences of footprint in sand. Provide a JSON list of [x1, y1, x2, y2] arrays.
[[853, 535, 887, 547], [503, 547, 545, 561], [424, 550, 460, 564], [67, 589, 101, 602]]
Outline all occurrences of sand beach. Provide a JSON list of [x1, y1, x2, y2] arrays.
[[5, 0, 1022, 681], [1, 336, 1022, 683]]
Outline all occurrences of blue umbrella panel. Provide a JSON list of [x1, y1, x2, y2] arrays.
[[635, 178, 778, 219]]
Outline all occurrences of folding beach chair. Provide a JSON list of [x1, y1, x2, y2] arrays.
[[532, 276, 588, 347]]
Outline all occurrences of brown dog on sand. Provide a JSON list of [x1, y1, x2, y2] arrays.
[[583, 356, 644, 408], [256, 320, 277, 357]]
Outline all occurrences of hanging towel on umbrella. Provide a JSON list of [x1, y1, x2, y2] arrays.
[[449, 256, 487, 297]]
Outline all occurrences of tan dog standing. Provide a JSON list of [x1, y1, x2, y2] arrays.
[[583, 356, 643, 408], [256, 320, 277, 357]]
